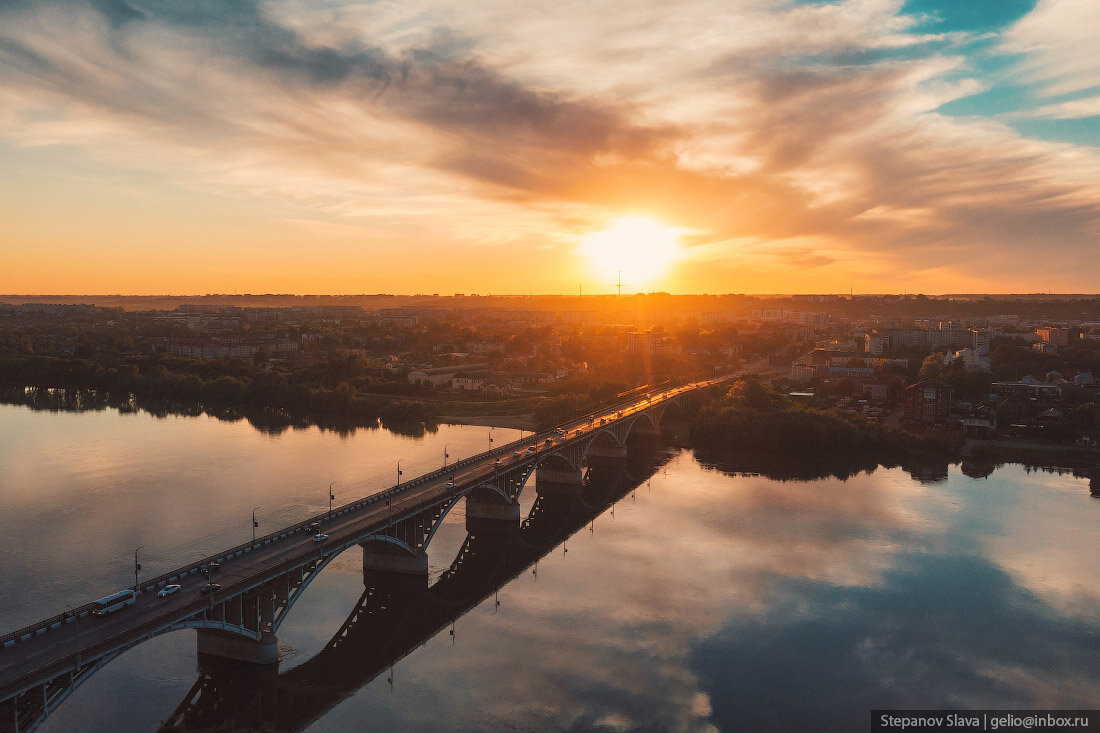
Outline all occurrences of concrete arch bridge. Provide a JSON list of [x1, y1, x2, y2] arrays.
[[0, 377, 729, 732]]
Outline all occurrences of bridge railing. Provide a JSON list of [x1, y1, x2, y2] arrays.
[[0, 377, 732, 654]]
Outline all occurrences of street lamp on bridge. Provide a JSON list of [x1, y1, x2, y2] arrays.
[[396, 460, 403, 487], [252, 506, 261, 543], [133, 546, 143, 592], [443, 443, 451, 467], [328, 481, 337, 518]]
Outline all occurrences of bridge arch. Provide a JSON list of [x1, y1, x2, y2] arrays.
[[582, 424, 630, 462], [538, 452, 579, 474], [658, 397, 685, 423], [357, 533, 420, 558], [625, 410, 660, 439]]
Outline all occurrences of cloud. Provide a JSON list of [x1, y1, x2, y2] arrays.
[[1001, 0, 1100, 97], [1, 0, 1099, 291], [1025, 96, 1100, 120], [0, 1, 669, 173], [690, 552, 1100, 730]]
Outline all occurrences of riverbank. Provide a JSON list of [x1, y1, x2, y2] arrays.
[[441, 413, 536, 430], [689, 377, 957, 457], [963, 438, 1100, 470]]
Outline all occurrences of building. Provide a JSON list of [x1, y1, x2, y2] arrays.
[[903, 379, 952, 424], [624, 330, 682, 357], [1036, 327, 1068, 346], [969, 328, 993, 350], [991, 381, 1061, 399], [829, 366, 875, 379], [163, 336, 297, 361], [949, 347, 991, 372], [789, 364, 824, 382], [752, 310, 828, 327], [378, 308, 419, 327], [407, 363, 491, 388], [451, 372, 489, 391], [865, 327, 976, 355], [961, 406, 997, 438]]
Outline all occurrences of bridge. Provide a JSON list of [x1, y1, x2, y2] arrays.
[[0, 376, 730, 732], [159, 453, 660, 731]]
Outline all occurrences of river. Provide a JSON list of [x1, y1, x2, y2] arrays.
[[1, 403, 1098, 731]]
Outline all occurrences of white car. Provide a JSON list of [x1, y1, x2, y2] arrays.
[[157, 584, 181, 598]]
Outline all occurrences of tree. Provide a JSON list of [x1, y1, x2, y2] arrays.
[[919, 353, 946, 380]]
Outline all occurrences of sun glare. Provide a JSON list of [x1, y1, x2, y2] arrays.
[[579, 215, 685, 290]]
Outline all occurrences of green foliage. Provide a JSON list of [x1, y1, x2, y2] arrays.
[[0, 354, 440, 433], [691, 378, 953, 455], [919, 353, 946, 380], [533, 393, 589, 430]]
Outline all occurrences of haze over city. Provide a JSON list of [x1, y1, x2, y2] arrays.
[[2, 0, 1098, 296]]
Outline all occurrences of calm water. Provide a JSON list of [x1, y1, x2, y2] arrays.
[[1, 404, 1099, 731]]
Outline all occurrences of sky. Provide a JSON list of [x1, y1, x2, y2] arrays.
[[1, 0, 1098, 295]]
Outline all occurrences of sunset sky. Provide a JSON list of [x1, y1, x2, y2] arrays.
[[1, 0, 1098, 295]]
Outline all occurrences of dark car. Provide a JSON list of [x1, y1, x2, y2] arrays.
[[201, 562, 220, 574], [200, 583, 221, 595]]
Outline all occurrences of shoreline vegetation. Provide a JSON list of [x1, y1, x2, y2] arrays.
[[690, 377, 955, 456], [0, 355, 444, 436], [3, 360, 1093, 479], [690, 378, 1098, 482]]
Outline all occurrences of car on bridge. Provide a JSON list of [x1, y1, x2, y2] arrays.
[[200, 583, 221, 595], [157, 584, 181, 598], [313, 533, 328, 542]]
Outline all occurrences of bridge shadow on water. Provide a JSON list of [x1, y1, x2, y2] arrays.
[[158, 436, 673, 732]]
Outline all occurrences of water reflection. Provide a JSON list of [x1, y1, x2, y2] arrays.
[[691, 552, 1100, 731], [5, 402, 1099, 732], [158, 457, 667, 731], [693, 448, 952, 485], [0, 386, 439, 437], [0, 405, 524, 635]]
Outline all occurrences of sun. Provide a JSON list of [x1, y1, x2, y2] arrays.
[[578, 215, 685, 290]]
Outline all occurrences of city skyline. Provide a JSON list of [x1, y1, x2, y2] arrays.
[[2, 0, 1099, 295]]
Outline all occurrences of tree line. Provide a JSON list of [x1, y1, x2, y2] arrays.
[[690, 378, 955, 456], [0, 355, 440, 436]]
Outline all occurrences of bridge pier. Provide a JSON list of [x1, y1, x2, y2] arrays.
[[536, 466, 584, 497], [196, 629, 279, 666], [466, 498, 520, 535], [585, 445, 628, 460], [361, 542, 428, 590]]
